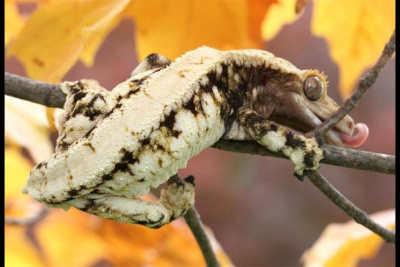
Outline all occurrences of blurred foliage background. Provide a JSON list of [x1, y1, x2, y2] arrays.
[[5, 0, 395, 266]]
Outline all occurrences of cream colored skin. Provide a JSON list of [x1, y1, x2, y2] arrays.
[[23, 46, 352, 228]]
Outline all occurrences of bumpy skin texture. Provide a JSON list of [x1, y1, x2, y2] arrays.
[[24, 46, 327, 228]]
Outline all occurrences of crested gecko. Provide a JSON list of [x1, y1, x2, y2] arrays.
[[23, 47, 368, 228]]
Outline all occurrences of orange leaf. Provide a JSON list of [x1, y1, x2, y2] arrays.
[[125, 0, 275, 60], [301, 209, 395, 267], [7, 0, 130, 83], [311, 0, 395, 99]]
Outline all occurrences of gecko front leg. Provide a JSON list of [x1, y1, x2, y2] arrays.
[[238, 107, 324, 179]]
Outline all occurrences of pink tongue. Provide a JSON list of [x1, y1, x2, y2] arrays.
[[338, 123, 369, 147]]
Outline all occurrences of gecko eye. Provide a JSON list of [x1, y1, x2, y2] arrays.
[[303, 75, 324, 101]]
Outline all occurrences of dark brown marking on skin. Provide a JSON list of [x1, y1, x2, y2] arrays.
[[270, 124, 278, 131], [183, 94, 198, 116], [113, 162, 131, 174], [70, 81, 85, 94], [73, 91, 87, 102], [85, 94, 106, 109], [67, 189, 80, 198], [156, 144, 165, 152], [138, 178, 145, 182], [83, 108, 103, 121], [119, 148, 139, 165], [140, 137, 151, 146], [126, 88, 141, 98], [136, 213, 166, 228], [104, 103, 123, 119], [84, 126, 95, 139], [70, 100, 104, 121], [102, 174, 113, 181], [150, 171, 156, 176], [304, 151, 316, 168], [284, 131, 306, 149], [36, 161, 48, 170], [158, 158, 163, 168], [160, 110, 177, 130], [172, 130, 182, 138], [79, 200, 96, 212], [83, 142, 96, 153]]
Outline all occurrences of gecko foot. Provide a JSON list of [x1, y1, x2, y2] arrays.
[[160, 176, 195, 221]]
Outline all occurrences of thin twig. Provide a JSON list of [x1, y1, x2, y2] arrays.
[[4, 72, 395, 175], [170, 174, 220, 267], [304, 170, 395, 243], [5, 206, 48, 225], [308, 29, 396, 137]]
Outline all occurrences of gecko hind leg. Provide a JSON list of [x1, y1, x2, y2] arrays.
[[237, 107, 324, 178], [69, 176, 195, 228]]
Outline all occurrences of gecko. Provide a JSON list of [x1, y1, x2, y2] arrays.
[[23, 46, 368, 228]]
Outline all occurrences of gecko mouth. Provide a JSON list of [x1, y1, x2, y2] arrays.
[[315, 114, 369, 148], [330, 123, 369, 147]]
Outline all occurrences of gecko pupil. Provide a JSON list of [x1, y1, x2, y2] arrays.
[[304, 75, 324, 101]]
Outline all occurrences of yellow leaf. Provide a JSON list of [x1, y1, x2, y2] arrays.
[[301, 209, 395, 267], [311, 0, 395, 99], [261, 0, 300, 41], [5, 1, 25, 45], [5, 147, 32, 200], [7, 0, 130, 83], [79, 15, 122, 67], [125, 0, 275, 60], [34, 209, 115, 267], [5, 96, 53, 163], [5, 225, 43, 267]]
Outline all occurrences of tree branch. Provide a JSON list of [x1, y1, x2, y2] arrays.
[[212, 140, 395, 175], [308, 29, 396, 137], [169, 174, 220, 267], [5, 72, 66, 108], [304, 170, 395, 243], [4, 72, 395, 175]]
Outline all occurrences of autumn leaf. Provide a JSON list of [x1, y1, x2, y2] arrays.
[[5, 225, 43, 267], [301, 209, 395, 267], [262, 0, 300, 41], [124, 0, 275, 60], [7, 0, 130, 83], [5, 96, 54, 163], [311, 0, 395, 99], [5, 1, 25, 45]]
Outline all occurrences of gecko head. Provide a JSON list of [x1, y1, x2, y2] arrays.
[[263, 69, 369, 147]]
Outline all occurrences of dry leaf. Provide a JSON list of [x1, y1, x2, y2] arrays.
[[301, 209, 395, 267], [311, 0, 395, 99]]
